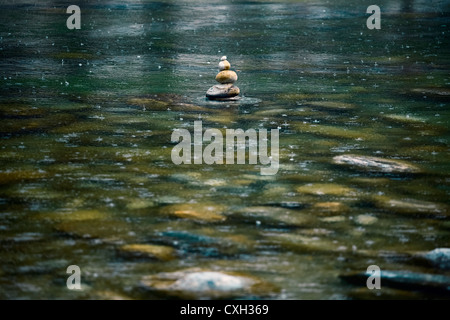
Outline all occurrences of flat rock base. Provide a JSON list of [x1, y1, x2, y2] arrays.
[[206, 84, 240, 100]]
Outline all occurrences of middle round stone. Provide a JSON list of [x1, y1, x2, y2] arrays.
[[215, 70, 238, 84]]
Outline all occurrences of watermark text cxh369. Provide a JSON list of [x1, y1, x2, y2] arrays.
[[171, 121, 279, 175]]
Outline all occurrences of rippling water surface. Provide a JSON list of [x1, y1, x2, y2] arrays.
[[0, 0, 449, 299]]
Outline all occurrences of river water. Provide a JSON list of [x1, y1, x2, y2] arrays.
[[0, 0, 449, 299]]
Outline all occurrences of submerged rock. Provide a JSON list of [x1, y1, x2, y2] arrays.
[[332, 154, 421, 173], [127, 97, 169, 111], [320, 216, 346, 223], [0, 170, 48, 185], [55, 219, 133, 243], [375, 197, 448, 217], [140, 268, 275, 299], [340, 270, 450, 295], [126, 199, 155, 210], [355, 214, 378, 225], [118, 244, 176, 261], [312, 202, 349, 214], [306, 101, 357, 110], [410, 88, 450, 100], [92, 290, 132, 300], [160, 203, 227, 222], [383, 114, 428, 124], [269, 232, 344, 254], [36, 209, 108, 222], [295, 123, 366, 140], [234, 206, 314, 227], [421, 248, 450, 270], [296, 183, 357, 197]]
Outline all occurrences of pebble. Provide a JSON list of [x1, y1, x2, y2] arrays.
[[219, 56, 231, 70]]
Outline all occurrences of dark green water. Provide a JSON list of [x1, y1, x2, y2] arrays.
[[0, 0, 449, 299]]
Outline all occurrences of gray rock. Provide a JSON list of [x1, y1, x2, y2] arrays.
[[423, 248, 450, 270], [140, 268, 276, 299], [411, 88, 450, 100], [170, 272, 250, 292], [234, 206, 315, 227], [375, 197, 448, 217], [206, 84, 240, 100], [333, 154, 420, 173], [340, 270, 450, 295]]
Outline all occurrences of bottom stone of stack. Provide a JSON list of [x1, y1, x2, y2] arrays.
[[206, 84, 240, 100]]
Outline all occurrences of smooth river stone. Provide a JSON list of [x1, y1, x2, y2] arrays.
[[0, 170, 48, 185], [91, 291, 132, 300], [294, 123, 381, 140], [340, 270, 450, 295], [219, 60, 231, 71], [421, 248, 450, 270], [160, 203, 227, 222], [55, 219, 134, 244], [206, 84, 240, 100], [375, 197, 448, 217], [268, 232, 345, 254], [139, 268, 275, 299], [127, 97, 169, 110], [383, 114, 428, 124], [235, 206, 314, 227], [410, 88, 450, 100], [215, 70, 238, 84], [35, 209, 107, 222], [296, 183, 357, 197], [354, 214, 378, 225], [306, 101, 357, 110], [332, 154, 421, 173], [312, 202, 350, 213], [118, 244, 176, 261]]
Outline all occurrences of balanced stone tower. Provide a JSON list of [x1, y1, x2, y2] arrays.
[[206, 56, 240, 100]]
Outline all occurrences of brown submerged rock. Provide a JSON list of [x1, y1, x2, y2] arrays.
[[340, 270, 450, 295], [160, 203, 227, 222], [118, 244, 176, 261], [375, 197, 448, 218], [332, 154, 421, 173]]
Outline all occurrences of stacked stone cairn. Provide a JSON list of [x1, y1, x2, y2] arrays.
[[206, 56, 240, 100]]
